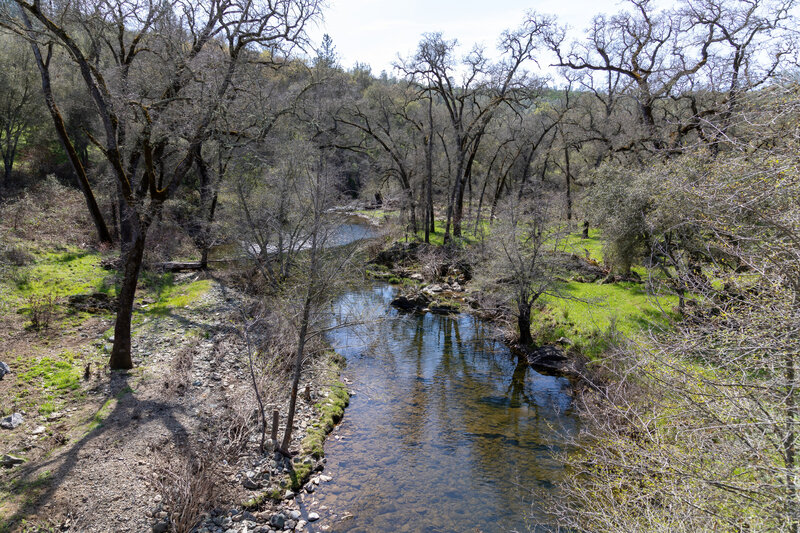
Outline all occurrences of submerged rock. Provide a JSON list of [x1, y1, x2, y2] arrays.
[[428, 302, 460, 315]]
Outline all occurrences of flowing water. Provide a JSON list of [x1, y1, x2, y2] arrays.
[[306, 284, 576, 533]]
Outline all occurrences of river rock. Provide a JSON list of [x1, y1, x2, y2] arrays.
[[422, 284, 443, 295], [307, 512, 320, 522], [0, 361, 10, 380], [390, 291, 430, 311], [1, 454, 24, 468], [1, 413, 23, 429], [287, 510, 301, 520], [242, 476, 261, 490], [270, 513, 286, 529]]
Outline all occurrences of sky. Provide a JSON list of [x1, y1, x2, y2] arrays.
[[307, 0, 629, 75]]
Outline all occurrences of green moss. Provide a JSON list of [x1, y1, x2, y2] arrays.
[[301, 380, 349, 460], [288, 461, 314, 491]]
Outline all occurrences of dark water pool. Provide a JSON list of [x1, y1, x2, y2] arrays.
[[307, 284, 576, 533]]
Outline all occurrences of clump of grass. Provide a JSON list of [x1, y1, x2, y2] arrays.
[[27, 293, 56, 331], [243, 487, 284, 509]]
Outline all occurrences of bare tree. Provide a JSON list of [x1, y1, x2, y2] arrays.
[[337, 82, 425, 234], [489, 185, 566, 346], [399, 16, 551, 241], [549, 83, 800, 532], [0, 31, 40, 187], [4, 0, 322, 369]]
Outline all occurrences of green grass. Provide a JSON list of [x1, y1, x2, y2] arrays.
[[86, 386, 132, 432], [140, 273, 212, 315], [0, 247, 113, 317], [12, 351, 86, 415], [0, 471, 53, 533], [17, 353, 83, 393], [413, 219, 489, 246], [16, 250, 112, 300], [535, 280, 678, 358], [563, 228, 604, 263], [352, 208, 392, 221]]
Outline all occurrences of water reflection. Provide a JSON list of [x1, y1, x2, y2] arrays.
[[313, 284, 575, 533]]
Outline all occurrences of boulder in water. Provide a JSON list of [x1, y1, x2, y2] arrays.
[[391, 290, 430, 312]]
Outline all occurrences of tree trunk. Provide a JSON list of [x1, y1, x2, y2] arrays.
[[784, 338, 798, 533], [405, 186, 417, 235], [452, 172, 465, 238], [22, 25, 112, 245], [582, 221, 589, 239], [425, 96, 434, 244], [110, 231, 146, 370], [518, 302, 533, 346], [564, 145, 572, 221], [3, 158, 11, 185], [280, 293, 312, 454]]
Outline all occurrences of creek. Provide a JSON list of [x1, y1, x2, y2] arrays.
[[308, 283, 576, 533]]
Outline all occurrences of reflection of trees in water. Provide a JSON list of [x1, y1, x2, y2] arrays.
[[394, 318, 429, 459], [325, 285, 575, 530]]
